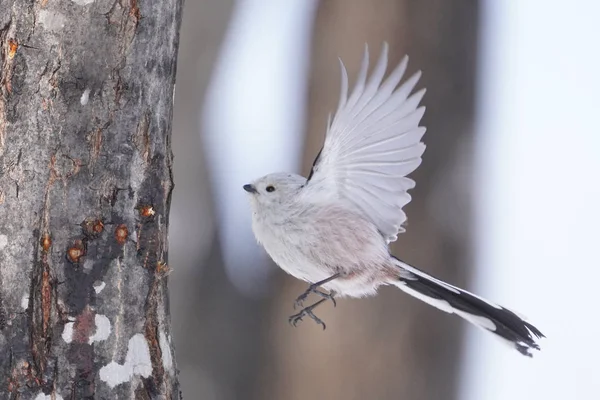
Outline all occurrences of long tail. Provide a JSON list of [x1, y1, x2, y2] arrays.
[[390, 256, 544, 357]]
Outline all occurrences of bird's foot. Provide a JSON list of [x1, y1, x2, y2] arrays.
[[288, 306, 327, 330], [293, 285, 336, 310]]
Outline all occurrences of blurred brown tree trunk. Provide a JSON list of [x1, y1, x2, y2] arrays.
[[257, 1, 480, 399], [0, 0, 182, 398]]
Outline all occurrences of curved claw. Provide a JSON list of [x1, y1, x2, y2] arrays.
[[293, 294, 308, 310], [289, 316, 298, 326], [318, 318, 327, 330], [329, 295, 337, 308], [288, 307, 327, 330], [289, 312, 303, 327], [308, 310, 326, 330]]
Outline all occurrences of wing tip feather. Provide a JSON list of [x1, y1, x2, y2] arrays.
[[310, 43, 429, 241]]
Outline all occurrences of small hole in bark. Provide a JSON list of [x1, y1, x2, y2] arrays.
[[115, 224, 128, 245], [8, 39, 17, 60], [138, 205, 156, 218], [156, 261, 171, 276], [41, 234, 52, 252], [67, 240, 86, 263], [81, 218, 104, 239], [93, 220, 104, 233]]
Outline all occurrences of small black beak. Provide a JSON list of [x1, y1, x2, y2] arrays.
[[243, 184, 257, 194]]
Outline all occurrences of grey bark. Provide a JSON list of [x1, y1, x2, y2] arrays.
[[0, 0, 182, 398]]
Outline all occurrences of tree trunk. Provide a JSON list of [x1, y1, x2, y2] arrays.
[[0, 0, 182, 398]]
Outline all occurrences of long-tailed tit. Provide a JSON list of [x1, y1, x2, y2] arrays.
[[243, 43, 544, 356]]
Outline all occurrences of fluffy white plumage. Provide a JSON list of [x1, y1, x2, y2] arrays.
[[306, 42, 426, 243], [243, 43, 544, 357]]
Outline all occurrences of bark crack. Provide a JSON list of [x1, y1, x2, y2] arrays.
[[88, 121, 111, 175], [134, 112, 151, 164], [0, 16, 15, 157], [28, 153, 59, 383]]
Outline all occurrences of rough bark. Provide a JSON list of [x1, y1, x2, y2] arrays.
[[0, 0, 182, 398]]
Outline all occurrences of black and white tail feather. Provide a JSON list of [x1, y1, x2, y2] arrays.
[[391, 256, 544, 357]]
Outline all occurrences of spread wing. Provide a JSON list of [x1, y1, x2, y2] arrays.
[[305, 43, 427, 243]]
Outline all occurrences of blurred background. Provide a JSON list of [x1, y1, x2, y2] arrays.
[[168, 1, 600, 399]]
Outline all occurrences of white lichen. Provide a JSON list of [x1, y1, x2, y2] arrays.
[[38, 10, 67, 32], [82, 258, 94, 273], [34, 393, 64, 400], [62, 321, 75, 344], [99, 334, 152, 388], [71, 0, 96, 5], [129, 229, 138, 243], [93, 281, 106, 294], [89, 314, 112, 344], [99, 361, 130, 389], [80, 88, 91, 105], [63, 314, 111, 344], [130, 152, 146, 192], [0, 234, 7, 250], [21, 293, 29, 310], [159, 330, 173, 372]]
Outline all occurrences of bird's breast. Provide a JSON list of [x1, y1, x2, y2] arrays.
[[251, 212, 333, 283]]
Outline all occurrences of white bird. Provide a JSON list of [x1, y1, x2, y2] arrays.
[[243, 43, 544, 356]]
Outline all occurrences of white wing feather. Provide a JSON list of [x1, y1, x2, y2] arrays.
[[306, 43, 427, 243]]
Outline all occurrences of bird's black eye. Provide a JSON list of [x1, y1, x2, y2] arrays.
[[266, 185, 275, 193]]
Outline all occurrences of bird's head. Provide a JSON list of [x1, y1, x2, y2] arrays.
[[243, 172, 305, 213]]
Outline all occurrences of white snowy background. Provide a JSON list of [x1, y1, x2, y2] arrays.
[[463, 1, 600, 399]]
